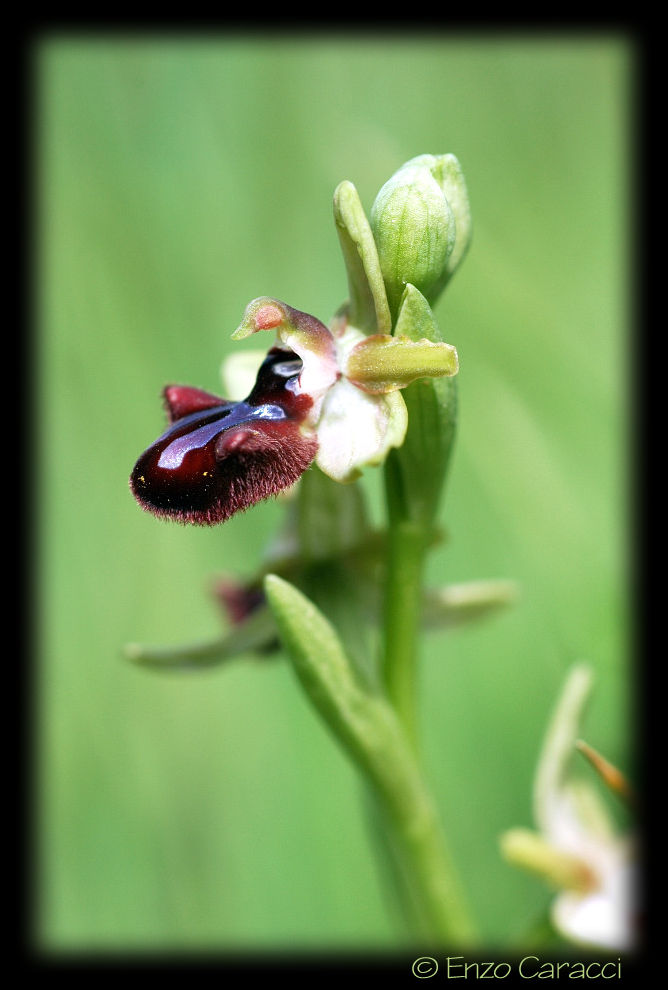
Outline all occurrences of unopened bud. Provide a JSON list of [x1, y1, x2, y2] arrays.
[[370, 154, 471, 322]]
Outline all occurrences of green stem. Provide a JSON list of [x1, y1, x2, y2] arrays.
[[354, 705, 476, 944], [373, 767, 476, 945], [381, 518, 429, 748], [377, 518, 476, 943], [376, 439, 476, 942]]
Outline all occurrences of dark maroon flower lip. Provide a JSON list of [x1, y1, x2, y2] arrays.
[[130, 348, 318, 525]]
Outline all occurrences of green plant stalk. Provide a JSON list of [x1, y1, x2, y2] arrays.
[[373, 772, 476, 945], [376, 367, 472, 940], [377, 492, 467, 940], [381, 517, 429, 749], [365, 716, 476, 944]]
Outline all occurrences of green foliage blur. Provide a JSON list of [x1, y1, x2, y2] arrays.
[[38, 33, 632, 953]]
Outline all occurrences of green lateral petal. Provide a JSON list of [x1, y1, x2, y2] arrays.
[[345, 333, 458, 394], [500, 828, 594, 892]]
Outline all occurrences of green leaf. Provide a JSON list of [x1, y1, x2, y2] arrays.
[[263, 572, 385, 761], [263, 572, 430, 813], [263, 572, 476, 943]]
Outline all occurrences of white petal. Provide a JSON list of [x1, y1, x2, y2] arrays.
[[282, 336, 339, 418], [273, 322, 339, 419], [315, 378, 407, 482], [552, 845, 636, 951]]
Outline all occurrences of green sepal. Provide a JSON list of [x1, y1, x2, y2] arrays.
[[533, 664, 595, 834], [333, 180, 392, 335], [422, 579, 519, 630], [384, 284, 458, 528], [123, 604, 278, 670], [425, 153, 472, 293]]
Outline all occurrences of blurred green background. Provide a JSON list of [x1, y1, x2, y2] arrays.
[[37, 33, 632, 954]]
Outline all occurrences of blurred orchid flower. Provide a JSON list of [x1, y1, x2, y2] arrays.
[[500, 664, 637, 951]]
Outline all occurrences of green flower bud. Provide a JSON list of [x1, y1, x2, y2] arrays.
[[370, 154, 471, 324]]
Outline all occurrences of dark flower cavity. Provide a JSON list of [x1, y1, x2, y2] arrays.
[[212, 576, 266, 625], [130, 348, 317, 525]]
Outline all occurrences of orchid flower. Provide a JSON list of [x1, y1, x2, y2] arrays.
[[130, 297, 458, 525], [500, 664, 637, 952]]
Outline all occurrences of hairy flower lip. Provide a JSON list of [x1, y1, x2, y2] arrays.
[[130, 349, 318, 525]]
